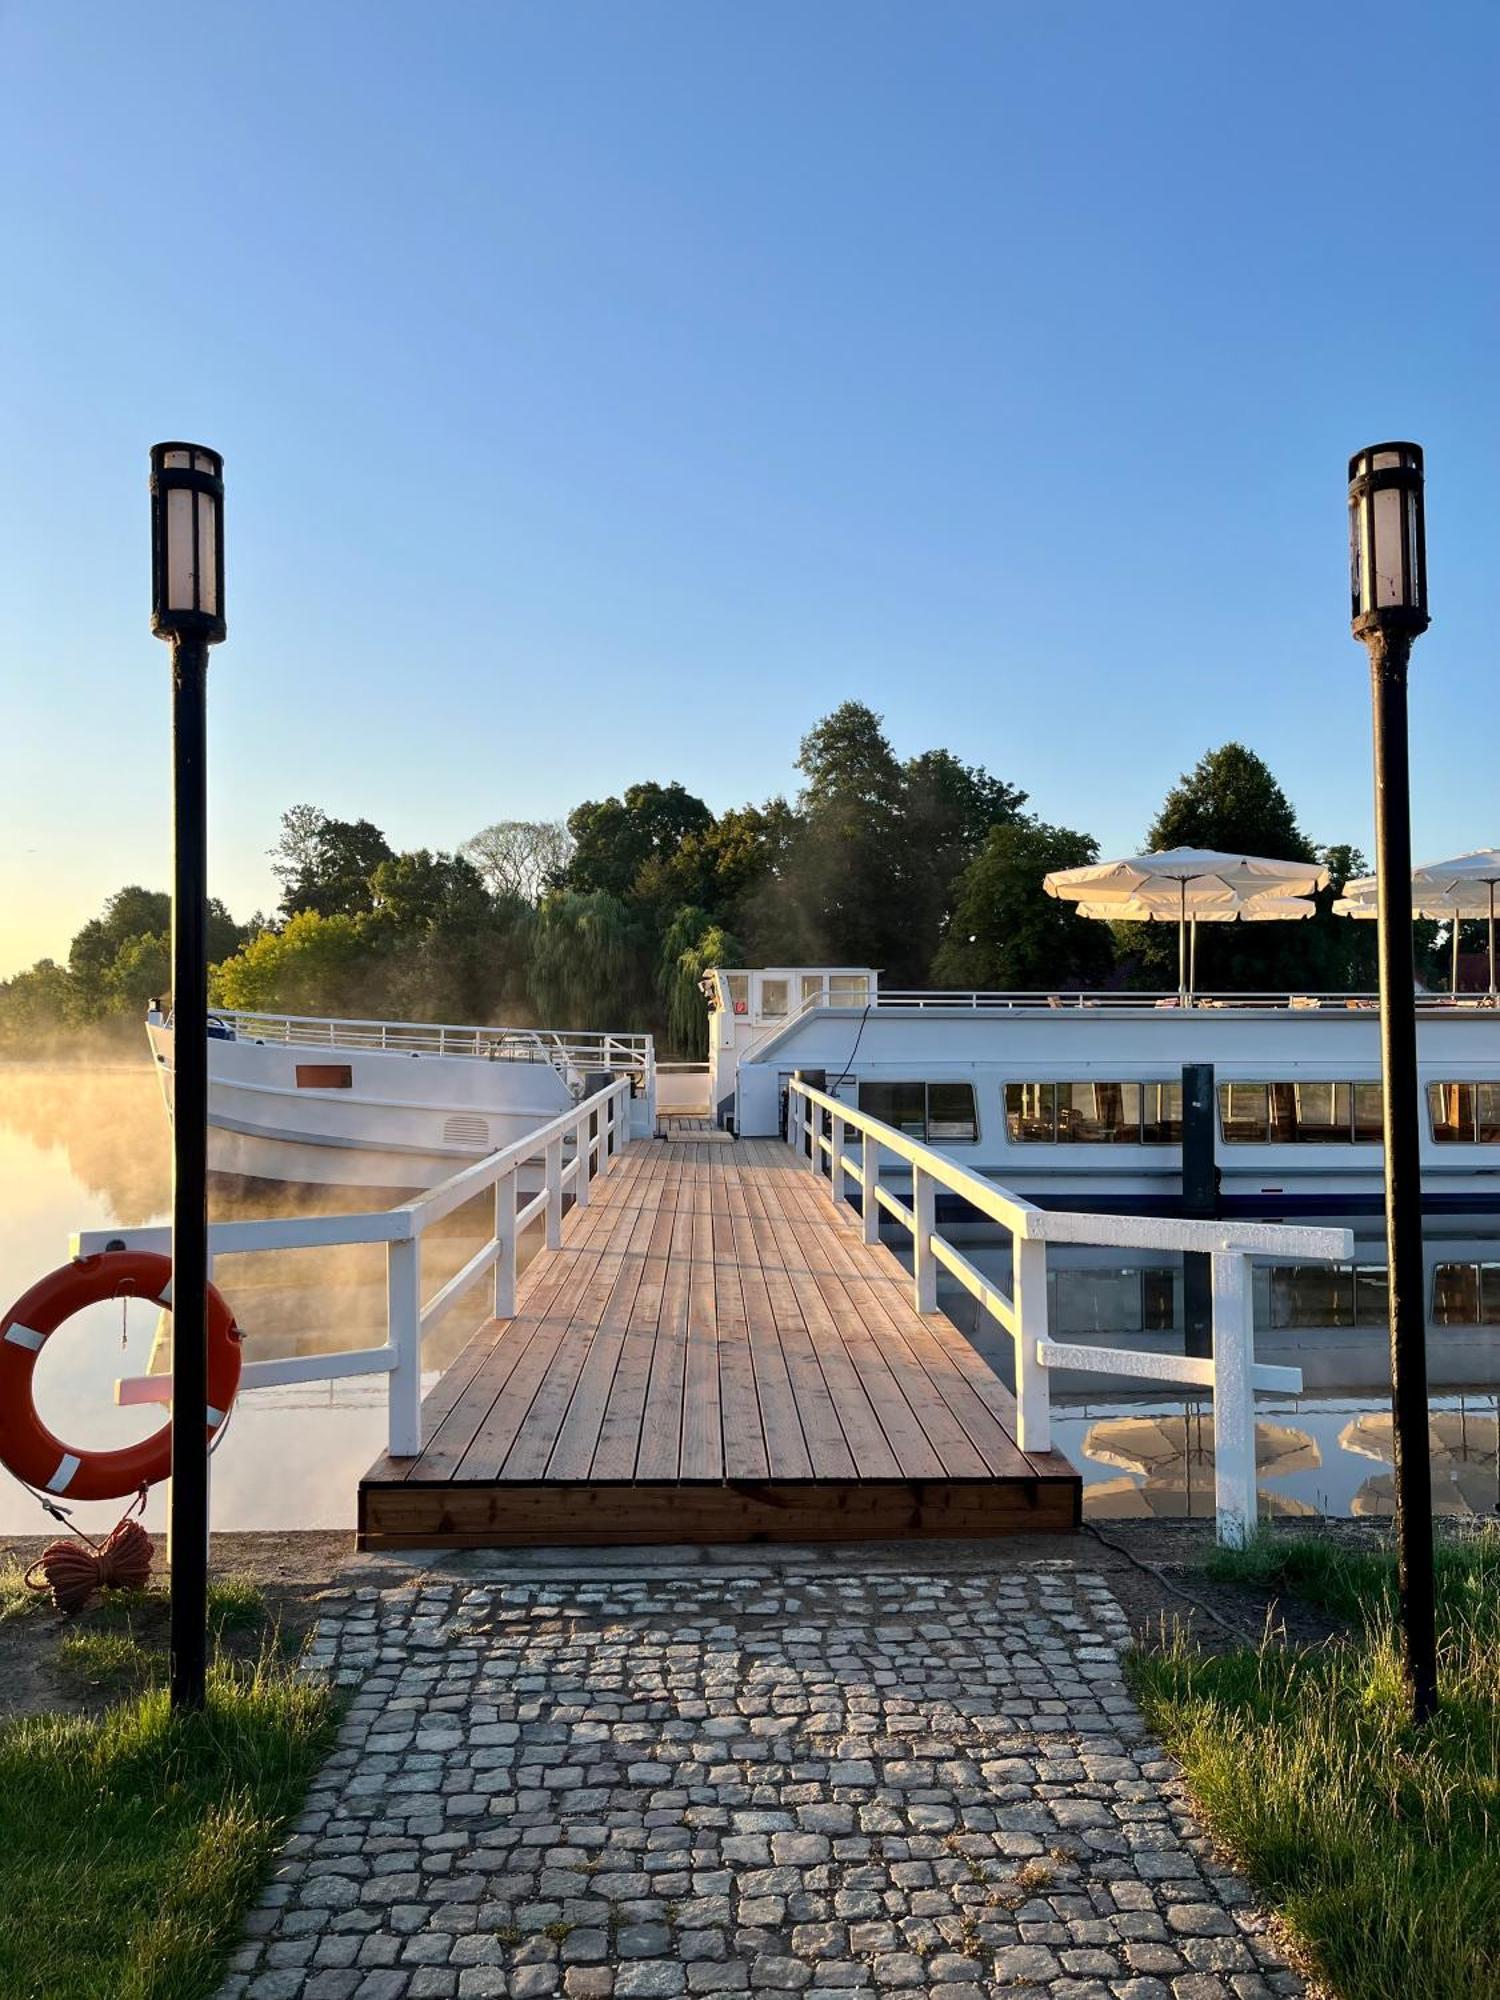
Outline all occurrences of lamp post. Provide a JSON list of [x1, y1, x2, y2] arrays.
[[149, 443, 226, 1713], [1348, 440, 1437, 1723]]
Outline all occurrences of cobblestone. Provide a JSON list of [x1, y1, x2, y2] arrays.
[[216, 1565, 1302, 1997]]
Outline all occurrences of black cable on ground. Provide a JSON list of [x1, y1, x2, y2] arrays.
[[1083, 1518, 1264, 1644]]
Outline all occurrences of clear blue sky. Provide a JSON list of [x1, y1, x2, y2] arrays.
[[3, 2, 1496, 974]]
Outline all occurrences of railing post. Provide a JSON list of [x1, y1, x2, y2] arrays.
[[789, 1088, 802, 1154], [1211, 1250, 1257, 1548], [576, 1112, 592, 1210], [913, 1165, 937, 1313], [386, 1232, 422, 1458], [861, 1130, 880, 1243], [1013, 1232, 1051, 1454], [494, 1167, 517, 1319], [545, 1135, 564, 1248], [830, 1113, 846, 1205]]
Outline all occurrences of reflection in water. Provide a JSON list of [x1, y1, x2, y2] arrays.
[[0, 1065, 499, 1535], [1081, 1412, 1320, 1520]]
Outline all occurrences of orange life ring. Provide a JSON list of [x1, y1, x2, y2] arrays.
[[0, 1252, 242, 1503]]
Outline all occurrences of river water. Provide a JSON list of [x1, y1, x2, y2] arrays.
[[1, 1064, 1496, 1536]]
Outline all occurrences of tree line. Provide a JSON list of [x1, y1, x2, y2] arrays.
[[4, 703, 1417, 1058]]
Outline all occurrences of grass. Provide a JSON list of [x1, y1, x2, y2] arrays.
[[0, 1572, 339, 2000], [1129, 1527, 1500, 2000]]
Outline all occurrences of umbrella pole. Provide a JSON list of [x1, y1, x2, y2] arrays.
[[1190, 917, 1199, 1000], [1178, 880, 1188, 1006], [1453, 917, 1461, 996], [1490, 883, 1496, 1001]]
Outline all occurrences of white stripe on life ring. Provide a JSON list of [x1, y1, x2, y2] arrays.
[[47, 1453, 81, 1494], [156, 1281, 173, 1307], [3, 1323, 46, 1351], [206, 1405, 228, 1428]]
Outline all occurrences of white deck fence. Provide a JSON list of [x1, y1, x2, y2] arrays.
[[787, 1076, 1353, 1545], [83, 1078, 633, 1461]]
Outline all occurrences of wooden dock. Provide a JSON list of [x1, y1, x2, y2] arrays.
[[358, 1137, 1081, 1548]]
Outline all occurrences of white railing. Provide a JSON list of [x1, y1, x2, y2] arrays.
[[786, 1078, 1353, 1546], [209, 1009, 655, 1075], [79, 1078, 633, 1461]]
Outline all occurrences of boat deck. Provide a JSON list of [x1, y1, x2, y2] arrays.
[[358, 1137, 1081, 1548]]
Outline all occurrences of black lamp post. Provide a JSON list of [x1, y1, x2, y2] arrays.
[[149, 442, 226, 1714], [1349, 440, 1437, 1723]]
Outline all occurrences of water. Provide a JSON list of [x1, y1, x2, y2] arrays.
[[0, 1064, 497, 1536], [3, 1064, 1497, 1536]]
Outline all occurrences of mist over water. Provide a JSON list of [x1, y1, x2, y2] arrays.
[[0, 1062, 496, 1535]]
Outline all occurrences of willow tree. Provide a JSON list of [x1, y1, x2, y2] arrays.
[[657, 908, 744, 1057], [527, 891, 647, 1028]]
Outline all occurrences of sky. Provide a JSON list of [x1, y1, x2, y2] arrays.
[[2, 2, 1497, 976]]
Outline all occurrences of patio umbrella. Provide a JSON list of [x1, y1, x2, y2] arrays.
[[1045, 848, 1330, 1005], [1336, 866, 1500, 997]]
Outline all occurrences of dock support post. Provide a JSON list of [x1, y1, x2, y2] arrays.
[[1013, 1233, 1051, 1454], [861, 1131, 880, 1243], [546, 1137, 564, 1248], [830, 1114, 846, 1205], [1211, 1250, 1256, 1547], [494, 1169, 517, 1319], [913, 1167, 937, 1313], [1182, 1062, 1216, 1358], [387, 1234, 422, 1458]]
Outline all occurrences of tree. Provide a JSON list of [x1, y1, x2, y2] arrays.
[[656, 907, 744, 1057], [366, 850, 490, 937], [1126, 745, 1362, 992], [0, 959, 76, 1048], [210, 910, 371, 1013], [901, 749, 1027, 979], [528, 892, 648, 1028], [270, 805, 395, 918], [565, 783, 714, 905], [461, 820, 574, 905], [933, 820, 1114, 989]]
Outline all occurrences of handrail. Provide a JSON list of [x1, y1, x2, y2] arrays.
[[199, 1009, 656, 1072], [84, 1077, 633, 1462], [754, 987, 1493, 1014], [786, 1077, 1352, 1546]]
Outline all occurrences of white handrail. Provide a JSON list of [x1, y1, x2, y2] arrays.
[[786, 1077, 1353, 1546], [83, 1077, 633, 1462]]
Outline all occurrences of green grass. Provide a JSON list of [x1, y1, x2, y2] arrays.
[[1130, 1527, 1500, 2000], [0, 1571, 339, 2000]]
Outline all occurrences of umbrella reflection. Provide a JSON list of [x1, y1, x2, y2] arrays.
[[1339, 1409, 1499, 1519], [1083, 1411, 1321, 1519]]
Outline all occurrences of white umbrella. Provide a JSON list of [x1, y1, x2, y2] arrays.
[[1046, 849, 1329, 1003], [1338, 852, 1500, 996]]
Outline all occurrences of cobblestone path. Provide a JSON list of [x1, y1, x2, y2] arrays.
[[220, 1563, 1304, 2000]]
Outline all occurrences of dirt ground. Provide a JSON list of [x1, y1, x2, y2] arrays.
[[0, 1516, 1395, 1724]]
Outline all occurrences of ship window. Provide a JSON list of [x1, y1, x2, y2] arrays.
[[1219, 1081, 1381, 1142], [1049, 1266, 1178, 1335], [1006, 1082, 1056, 1142], [800, 975, 825, 1006], [760, 977, 789, 1020], [1354, 1264, 1389, 1321], [830, 974, 871, 1005], [1428, 1082, 1500, 1142], [295, 1063, 352, 1089], [1270, 1264, 1357, 1328], [1432, 1262, 1500, 1324], [1141, 1082, 1183, 1144], [1058, 1081, 1141, 1143], [858, 1080, 977, 1143], [723, 973, 750, 1016]]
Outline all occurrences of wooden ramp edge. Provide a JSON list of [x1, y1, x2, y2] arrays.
[[357, 1137, 1081, 1550]]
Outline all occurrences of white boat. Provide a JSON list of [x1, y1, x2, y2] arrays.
[[146, 1007, 657, 1194], [709, 970, 1500, 1219]]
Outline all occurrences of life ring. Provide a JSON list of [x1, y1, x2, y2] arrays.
[[0, 1252, 242, 1502]]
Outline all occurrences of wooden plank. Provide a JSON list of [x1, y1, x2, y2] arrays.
[[539, 1157, 663, 1479], [739, 1169, 899, 1479], [634, 1174, 695, 1478], [778, 1171, 1033, 1480], [679, 1157, 725, 1479], [726, 1169, 814, 1480], [359, 1473, 1079, 1549], [588, 1170, 679, 1478], [712, 1152, 769, 1481]]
